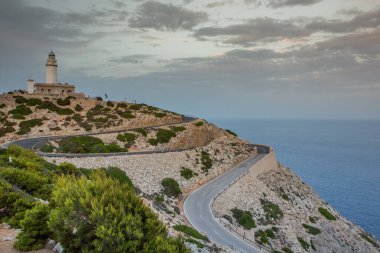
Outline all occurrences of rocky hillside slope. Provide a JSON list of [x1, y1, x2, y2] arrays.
[[0, 92, 182, 144], [213, 152, 379, 253]]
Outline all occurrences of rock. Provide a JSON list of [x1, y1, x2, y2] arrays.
[[2, 236, 13, 241], [53, 242, 64, 253]]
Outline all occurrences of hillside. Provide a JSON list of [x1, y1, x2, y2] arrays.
[[0, 92, 379, 253]]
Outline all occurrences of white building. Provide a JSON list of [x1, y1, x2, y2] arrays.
[[27, 51, 76, 95]]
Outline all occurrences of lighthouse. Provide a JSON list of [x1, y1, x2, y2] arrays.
[[46, 51, 58, 84]]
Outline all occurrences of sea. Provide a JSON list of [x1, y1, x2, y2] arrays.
[[210, 119, 380, 239]]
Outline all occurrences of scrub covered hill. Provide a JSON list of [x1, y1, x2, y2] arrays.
[[0, 145, 189, 253]]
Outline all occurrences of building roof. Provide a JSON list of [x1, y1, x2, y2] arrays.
[[34, 83, 75, 88], [49, 51, 55, 56]]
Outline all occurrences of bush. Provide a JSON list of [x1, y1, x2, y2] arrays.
[[17, 119, 44, 135], [260, 198, 283, 223], [58, 136, 126, 154], [185, 238, 205, 249], [96, 96, 103, 101], [161, 178, 182, 198], [116, 133, 136, 143], [134, 128, 147, 137], [148, 138, 158, 146], [255, 230, 269, 245], [362, 233, 378, 247], [48, 171, 189, 253], [37, 101, 74, 115], [120, 111, 135, 119], [309, 216, 317, 223], [0, 167, 51, 199], [101, 167, 133, 188], [129, 104, 144, 110], [150, 128, 176, 144], [194, 121, 204, 127], [74, 104, 83, 112], [297, 237, 310, 250], [9, 104, 32, 116], [14, 96, 28, 104], [72, 113, 83, 123], [0, 126, 16, 137], [302, 224, 321, 235], [154, 113, 166, 118], [231, 208, 256, 230], [57, 97, 71, 106], [225, 129, 237, 136], [106, 101, 115, 107], [180, 167, 194, 180], [0, 103, 5, 108], [173, 225, 209, 242], [26, 98, 42, 106], [14, 204, 50, 251], [79, 122, 93, 131], [282, 247, 294, 253], [200, 151, 212, 172], [39, 144, 54, 153], [318, 207, 336, 221], [172, 126, 186, 133]]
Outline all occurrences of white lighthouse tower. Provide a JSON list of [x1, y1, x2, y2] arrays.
[[45, 51, 58, 84]]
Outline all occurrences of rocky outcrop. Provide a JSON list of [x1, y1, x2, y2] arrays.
[[213, 154, 379, 253]]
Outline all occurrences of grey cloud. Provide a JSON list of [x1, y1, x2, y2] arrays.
[[194, 18, 311, 46], [129, 1, 208, 31], [307, 7, 380, 33], [244, 0, 322, 8], [112, 54, 154, 64]]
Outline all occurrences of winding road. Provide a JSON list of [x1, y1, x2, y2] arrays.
[[184, 147, 270, 253], [1, 116, 271, 252]]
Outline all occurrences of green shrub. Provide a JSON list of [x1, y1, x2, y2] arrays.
[[79, 122, 93, 131], [120, 111, 135, 119], [116, 102, 128, 108], [318, 207, 336, 221], [9, 104, 32, 116], [362, 234, 378, 247], [297, 237, 310, 250], [161, 178, 182, 198], [200, 151, 212, 172], [72, 113, 83, 123], [148, 138, 158, 146], [173, 225, 209, 242], [311, 240, 316, 250], [194, 121, 204, 127], [39, 144, 54, 153], [74, 104, 83, 112], [154, 112, 166, 118], [282, 247, 294, 253], [58, 136, 126, 154], [106, 101, 114, 107], [260, 198, 283, 223], [14, 204, 50, 251], [12, 114, 26, 120], [0, 103, 5, 108], [17, 119, 44, 135], [309, 216, 317, 223], [231, 208, 256, 230], [302, 224, 321, 235], [185, 238, 205, 248], [172, 126, 186, 133], [37, 101, 74, 115], [129, 104, 144, 110], [48, 171, 189, 253], [101, 167, 133, 188], [116, 133, 136, 143], [281, 193, 290, 201], [225, 129, 237, 136], [0, 126, 16, 137], [26, 98, 42, 106], [151, 128, 176, 144], [57, 97, 71, 106], [134, 128, 147, 137], [14, 96, 28, 104], [180, 167, 194, 180], [255, 230, 269, 245]]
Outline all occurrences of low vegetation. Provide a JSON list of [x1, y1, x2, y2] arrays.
[[116, 132, 137, 148], [134, 128, 147, 137], [149, 128, 176, 146], [302, 223, 321, 235], [318, 207, 337, 221], [362, 233, 378, 247], [200, 151, 212, 172], [9, 104, 32, 116], [37, 101, 74, 115], [180, 167, 194, 180], [297, 237, 310, 251], [260, 198, 283, 223], [173, 225, 209, 242], [194, 121, 204, 127], [0, 146, 189, 252], [17, 119, 44, 135], [74, 104, 83, 112], [58, 136, 126, 153], [231, 208, 256, 230], [225, 129, 237, 136], [255, 229, 276, 245], [161, 178, 182, 198]]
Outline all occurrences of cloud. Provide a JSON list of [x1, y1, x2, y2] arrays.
[[194, 18, 311, 46], [244, 0, 322, 8], [129, 1, 208, 31], [112, 54, 154, 64], [307, 7, 380, 33]]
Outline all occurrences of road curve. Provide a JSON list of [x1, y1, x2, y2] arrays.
[[1, 116, 196, 152], [184, 152, 268, 253]]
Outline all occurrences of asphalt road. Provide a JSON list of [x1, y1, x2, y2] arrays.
[[184, 153, 267, 253]]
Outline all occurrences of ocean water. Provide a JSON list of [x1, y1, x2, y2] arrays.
[[210, 119, 380, 239]]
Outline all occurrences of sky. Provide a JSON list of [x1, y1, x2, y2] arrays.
[[0, 0, 379, 120]]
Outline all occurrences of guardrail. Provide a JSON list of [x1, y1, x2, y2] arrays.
[[209, 145, 273, 253]]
